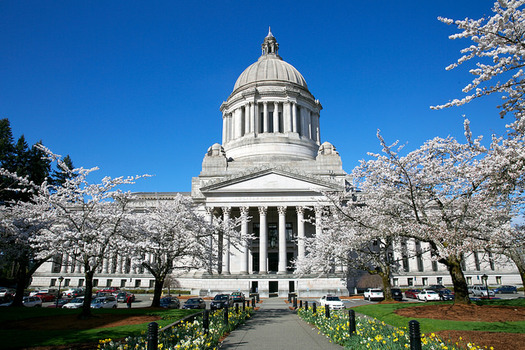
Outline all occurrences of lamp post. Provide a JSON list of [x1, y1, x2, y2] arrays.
[[481, 274, 489, 299], [55, 276, 64, 308]]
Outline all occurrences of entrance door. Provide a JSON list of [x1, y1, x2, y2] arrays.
[[269, 281, 278, 297], [289, 281, 295, 293], [268, 253, 278, 272]]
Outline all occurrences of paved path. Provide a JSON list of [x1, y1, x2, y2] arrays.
[[219, 298, 341, 350]]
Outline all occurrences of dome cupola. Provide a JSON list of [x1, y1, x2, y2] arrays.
[[220, 29, 322, 163]]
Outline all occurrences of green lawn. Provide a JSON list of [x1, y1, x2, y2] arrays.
[[352, 298, 525, 334], [0, 307, 196, 349]]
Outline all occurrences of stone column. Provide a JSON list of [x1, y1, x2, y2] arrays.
[[296, 206, 305, 260], [263, 102, 269, 133], [314, 206, 322, 236], [222, 207, 231, 275], [314, 112, 320, 143], [251, 101, 256, 133], [273, 102, 279, 133], [103, 256, 109, 274], [235, 108, 243, 139], [292, 102, 297, 133], [117, 254, 123, 274], [259, 206, 268, 274], [206, 207, 214, 274], [61, 253, 69, 273], [306, 109, 312, 139], [422, 242, 433, 272], [240, 207, 250, 274], [244, 104, 251, 135], [222, 112, 227, 144], [278, 206, 287, 274], [407, 239, 418, 273]]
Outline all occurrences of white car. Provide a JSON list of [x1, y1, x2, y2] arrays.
[[63, 297, 84, 309], [91, 296, 117, 309], [319, 295, 345, 309], [23, 296, 43, 307], [471, 285, 495, 298], [363, 288, 384, 301], [417, 289, 441, 302]]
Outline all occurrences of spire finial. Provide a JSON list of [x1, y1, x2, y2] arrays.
[[267, 26, 273, 38], [261, 27, 279, 58]]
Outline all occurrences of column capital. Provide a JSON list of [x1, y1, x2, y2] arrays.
[[205, 206, 214, 215], [295, 206, 304, 215], [240, 206, 250, 216], [222, 207, 231, 215], [258, 206, 268, 215], [278, 206, 287, 215]]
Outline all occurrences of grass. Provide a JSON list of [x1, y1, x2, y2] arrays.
[[0, 307, 196, 349], [352, 298, 525, 334]]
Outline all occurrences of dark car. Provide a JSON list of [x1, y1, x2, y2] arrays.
[[183, 297, 206, 309], [391, 288, 403, 301], [47, 299, 70, 308], [159, 296, 180, 309], [210, 294, 233, 310], [438, 289, 455, 301], [428, 285, 447, 292], [231, 292, 245, 303], [116, 291, 135, 303], [493, 285, 518, 294], [404, 289, 421, 299]]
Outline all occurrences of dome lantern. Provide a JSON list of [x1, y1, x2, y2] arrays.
[[261, 26, 280, 57]]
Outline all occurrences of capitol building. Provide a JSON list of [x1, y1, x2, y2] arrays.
[[31, 30, 520, 296]]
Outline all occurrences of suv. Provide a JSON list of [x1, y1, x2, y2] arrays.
[[23, 296, 43, 307], [211, 294, 233, 310], [391, 288, 403, 301], [363, 288, 384, 301], [90, 296, 118, 309], [231, 292, 245, 303]]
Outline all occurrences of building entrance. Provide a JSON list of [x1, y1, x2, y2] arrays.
[[269, 281, 278, 297]]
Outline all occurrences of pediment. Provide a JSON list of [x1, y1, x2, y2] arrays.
[[200, 168, 342, 194]]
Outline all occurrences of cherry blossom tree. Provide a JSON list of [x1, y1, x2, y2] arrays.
[[431, 0, 525, 132], [129, 196, 244, 307], [31, 148, 145, 318]]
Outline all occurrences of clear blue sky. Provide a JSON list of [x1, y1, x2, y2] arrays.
[[0, 1, 507, 193]]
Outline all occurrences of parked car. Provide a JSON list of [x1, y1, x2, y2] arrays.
[[231, 292, 245, 303], [35, 292, 56, 302], [428, 284, 447, 292], [471, 285, 495, 298], [0, 287, 15, 297], [404, 289, 421, 299], [23, 296, 43, 307], [437, 289, 455, 301], [319, 295, 345, 309], [47, 299, 70, 308], [91, 296, 117, 309], [159, 296, 181, 309], [30, 288, 59, 297], [363, 288, 384, 301], [391, 288, 403, 301], [62, 288, 84, 298], [417, 289, 441, 302], [182, 297, 206, 309], [210, 294, 233, 310], [62, 297, 84, 309], [493, 285, 518, 294], [116, 291, 135, 303]]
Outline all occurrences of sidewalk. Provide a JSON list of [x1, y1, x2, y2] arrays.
[[219, 298, 342, 349]]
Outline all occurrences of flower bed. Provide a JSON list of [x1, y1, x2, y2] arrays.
[[297, 307, 488, 349], [98, 308, 253, 350]]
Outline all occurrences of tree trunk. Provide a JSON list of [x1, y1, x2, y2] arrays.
[[445, 255, 470, 304], [80, 269, 94, 319], [11, 256, 48, 307], [380, 265, 393, 301], [151, 275, 165, 307], [510, 254, 525, 297]]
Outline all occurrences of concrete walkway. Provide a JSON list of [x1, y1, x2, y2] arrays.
[[219, 298, 342, 350]]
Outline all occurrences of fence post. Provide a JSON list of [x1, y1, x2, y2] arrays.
[[325, 305, 330, 318], [348, 309, 356, 335], [299, 300, 303, 309], [224, 307, 229, 325], [409, 320, 422, 350], [312, 302, 317, 314], [203, 310, 210, 335], [242, 300, 246, 311], [305, 301, 308, 310], [147, 322, 158, 350], [235, 303, 239, 314], [293, 296, 297, 309], [252, 297, 255, 307]]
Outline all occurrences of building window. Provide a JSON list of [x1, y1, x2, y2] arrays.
[[496, 276, 502, 285], [285, 223, 294, 241], [149, 280, 154, 288], [252, 223, 260, 240], [268, 223, 278, 248], [78, 279, 84, 287], [135, 279, 141, 288], [474, 252, 481, 271], [466, 276, 472, 285], [393, 278, 398, 286], [437, 277, 443, 285], [417, 255, 424, 272], [402, 255, 409, 272], [422, 277, 428, 286], [52, 255, 62, 273], [50, 278, 56, 287], [407, 278, 413, 286], [121, 279, 127, 288], [106, 279, 112, 287], [64, 279, 70, 287], [93, 279, 99, 287], [432, 260, 438, 272]]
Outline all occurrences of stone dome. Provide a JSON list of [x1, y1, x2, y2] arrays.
[[233, 57, 307, 91], [232, 28, 308, 92]]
